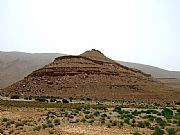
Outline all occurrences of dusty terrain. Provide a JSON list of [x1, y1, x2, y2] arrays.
[[1, 100, 179, 135]]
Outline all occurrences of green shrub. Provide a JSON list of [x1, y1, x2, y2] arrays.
[[177, 109, 180, 113], [86, 98, 92, 101], [15, 122, 24, 127], [133, 131, 141, 135], [137, 121, 145, 128], [71, 112, 77, 116], [112, 121, 117, 126], [69, 97, 73, 102], [88, 119, 94, 124], [166, 128, 176, 135], [127, 114, 134, 119], [47, 111, 56, 116], [49, 130, 54, 134], [137, 121, 150, 128], [42, 124, 48, 129], [0, 128, 3, 134], [144, 121, 150, 127], [113, 107, 124, 114], [46, 120, 53, 128], [76, 119, 80, 123], [124, 110, 130, 114], [62, 99, 69, 103], [107, 124, 111, 128], [47, 123, 53, 128], [81, 118, 86, 123], [84, 110, 90, 114], [25, 96, 32, 100], [152, 127, 164, 135], [119, 121, 124, 126], [155, 117, 166, 127], [75, 106, 82, 112], [146, 115, 155, 122], [9, 129, 14, 134], [2, 118, 8, 122], [28, 96, 32, 100], [172, 120, 177, 124], [54, 119, 60, 126], [35, 98, 48, 102], [132, 119, 136, 124], [157, 112, 162, 116], [33, 125, 41, 131], [10, 95, 20, 99], [162, 108, 173, 119], [113, 107, 121, 112], [149, 117, 155, 122], [132, 110, 139, 116], [83, 106, 90, 110], [85, 115, 92, 119], [50, 98, 56, 102], [167, 119, 172, 123], [146, 109, 153, 114], [47, 119, 52, 124], [95, 106, 107, 111], [152, 110, 159, 114], [5, 121, 11, 127], [177, 127, 180, 131], [177, 118, 180, 126], [73, 109, 79, 114], [85, 114, 94, 119], [124, 118, 130, 125], [149, 126, 155, 130], [93, 111, 100, 116], [101, 119, 105, 124], [101, 113, 107, 117]]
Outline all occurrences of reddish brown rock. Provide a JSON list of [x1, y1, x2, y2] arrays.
[[1, 49, 179, 101]]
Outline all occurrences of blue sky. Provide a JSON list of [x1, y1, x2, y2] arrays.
[[0, 0, 180, 71]]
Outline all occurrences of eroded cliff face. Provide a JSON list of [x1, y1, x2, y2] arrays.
[[1, 49, 176, 100]]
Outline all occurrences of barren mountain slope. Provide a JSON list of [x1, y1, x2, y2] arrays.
[[0, 51, 62, 88], [1, 49, 179, 101], [119, 61, 180, 79], [0, 51, 180, 89]]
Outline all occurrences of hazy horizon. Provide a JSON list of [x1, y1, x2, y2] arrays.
[[0, 0, 180, 71]]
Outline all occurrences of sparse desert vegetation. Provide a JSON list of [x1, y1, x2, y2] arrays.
[[0, 99, 180, 135]]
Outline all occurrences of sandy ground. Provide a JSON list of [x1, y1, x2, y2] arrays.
[[0, 108, 153, 135], [20, 124, 152, 135], [57, 124, 152, 135]]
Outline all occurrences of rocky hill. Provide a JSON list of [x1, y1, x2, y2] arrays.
[[0, 51, 180, 89], [1, 49, 179, 101]]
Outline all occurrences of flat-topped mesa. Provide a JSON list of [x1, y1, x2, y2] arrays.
[[1, 49, 177, 101]]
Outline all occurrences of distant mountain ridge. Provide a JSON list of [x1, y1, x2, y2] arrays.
[[118, 61, 180, 79], [0, 51, 180, 89], [0, 51, 63, 89]]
